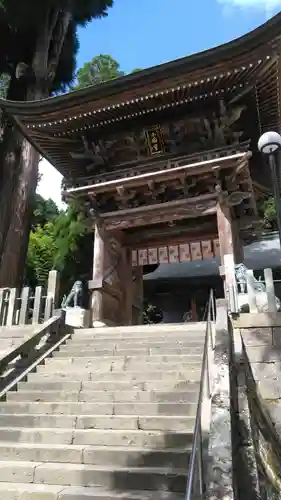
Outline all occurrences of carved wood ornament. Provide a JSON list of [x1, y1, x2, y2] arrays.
[[68, 99, 246, 174], [86, 152, 253, 217]]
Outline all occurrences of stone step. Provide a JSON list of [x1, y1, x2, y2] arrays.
[[0, 338, 31, 350], [0, 461, 188, 491], [46, 353, 203, 364], [0, 401, 196, 416], [70, 334, 204, 342], [18, 379, 199, 392], [7, 389, 199, 403], [0, 427, 193, 447], [67, 340, 204, 349], [53, 348, 203, 358], [0, 482, 186, 500], [0, 414, 195, 432], [37, 362, 202, 374], [243, 345, 281, 363], [0, 443, 191, 467], [27, 370, 200, 383], [0, 326, 33, 338], [63, 336, 204, 345], [74, 323, 205, 335], [62, 338, 205, 347], [69, 333, 205, 342]]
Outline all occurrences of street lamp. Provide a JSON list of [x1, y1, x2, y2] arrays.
[[258, 131, 281, 249]]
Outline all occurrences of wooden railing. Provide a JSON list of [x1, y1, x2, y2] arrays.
[[0, 270, 59, 327]]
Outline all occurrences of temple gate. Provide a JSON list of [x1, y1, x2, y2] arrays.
[[2, 20, 281, 325], [68, 140, 259, 326]]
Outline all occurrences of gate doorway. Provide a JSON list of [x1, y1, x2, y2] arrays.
[[143, 275, 223, 324]]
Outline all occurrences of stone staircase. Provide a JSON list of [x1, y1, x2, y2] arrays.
[[0, 322, 206, 499]]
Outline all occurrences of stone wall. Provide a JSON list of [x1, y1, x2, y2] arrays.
[[229, 324, 261, 499], [205, 299, 234, 499], [235, 322, 281, 499]]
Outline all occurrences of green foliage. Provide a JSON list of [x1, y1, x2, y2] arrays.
[[262, 197, 277, 230], [26, 197, 91, 295], [74, 54, 143, 89], [0, 1, 114, 94], [74, 54, 124, 89], [51, 202, 90, 273], [0, 73, 10, 98], [27, 223, 56, 287], [32, 194, 59, 229]]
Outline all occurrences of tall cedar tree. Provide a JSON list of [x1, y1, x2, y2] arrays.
[[74, 54, 142, 89], [0, 0, 113, 287], [74, 54, 125, 88]]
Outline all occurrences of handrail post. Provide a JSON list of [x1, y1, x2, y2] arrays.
[[197, 423, 204, 495]]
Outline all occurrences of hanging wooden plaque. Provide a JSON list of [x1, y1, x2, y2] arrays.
[[144, 126, 165, 155]]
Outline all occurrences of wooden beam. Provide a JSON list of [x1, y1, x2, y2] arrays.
[[99, 194, 217, 230], [126, 222, 217, 246], [237, 215, 262, 229], [64, 152, 250, 196], [104, 208, 216, 230], [101, 194, 217, 219], [256, 54, 278, 81]]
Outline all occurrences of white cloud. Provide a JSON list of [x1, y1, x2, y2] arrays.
[[217, 0, 281, 17], [37, 159, 66, 209]]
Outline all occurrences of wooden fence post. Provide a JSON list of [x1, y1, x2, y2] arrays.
[[19, 287, 30, 325], [246, 270, 257, 313], [0, 289, 5, 326], [45, 270, 60, 320], [6, 288, 17, 326], [264, 268, 277, 314], [33, 286, 42, 324]]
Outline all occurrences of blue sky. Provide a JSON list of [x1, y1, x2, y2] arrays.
[[76, 0, 281, 73], [38, 0, 281, 206]]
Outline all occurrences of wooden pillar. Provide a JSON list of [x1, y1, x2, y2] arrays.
[[121, 246, 133, 325], [216, 202, 243, 265], [90, 222, 134, 327], [132, 267, 143, 325], [216, 201, 241, 308], [232, 219, 244, 264], [217, 202, 233, 262], [91, 222, 105, 326]]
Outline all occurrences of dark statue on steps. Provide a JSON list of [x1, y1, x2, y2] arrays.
[[61, 280, 89, 309]]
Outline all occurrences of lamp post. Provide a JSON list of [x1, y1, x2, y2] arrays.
[[258, 131, 281, 249]]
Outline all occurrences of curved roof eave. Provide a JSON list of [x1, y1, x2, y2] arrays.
[[1, 11, 281, 116]]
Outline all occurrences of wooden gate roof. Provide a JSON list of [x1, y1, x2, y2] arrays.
[[1, 12, 281, 178]]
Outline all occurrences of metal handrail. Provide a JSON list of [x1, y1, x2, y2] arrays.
[[186, 289, 216, 499]]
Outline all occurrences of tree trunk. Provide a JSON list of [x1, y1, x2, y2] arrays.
[[0, 75, 27, 266], [0, 82, 45, 288], [0, 140, 39, 287], [0, 10, 72, 288]]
